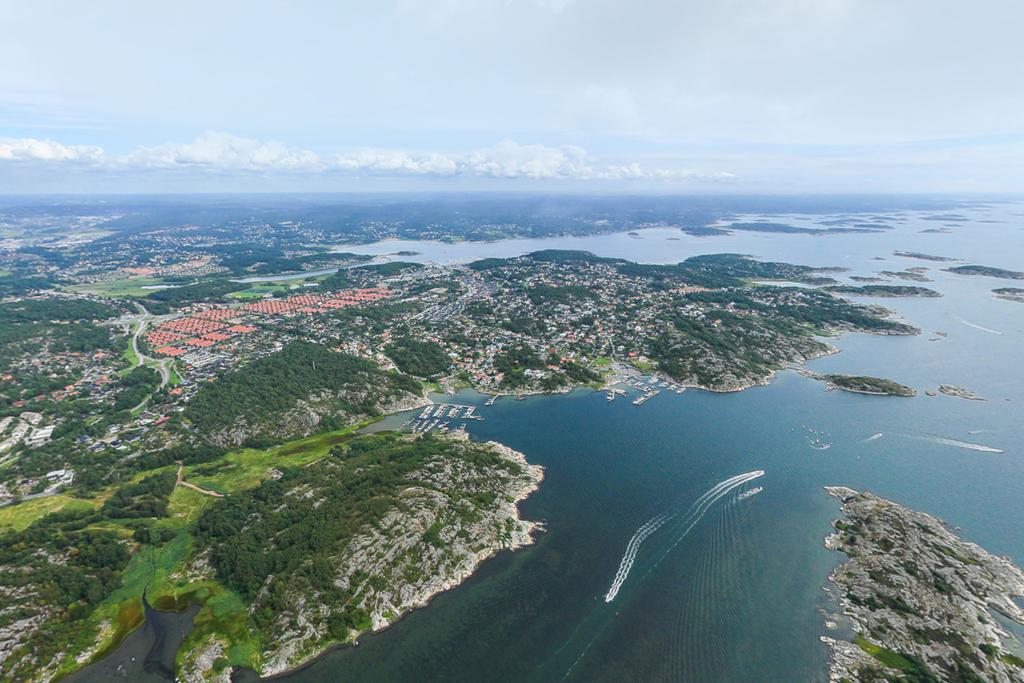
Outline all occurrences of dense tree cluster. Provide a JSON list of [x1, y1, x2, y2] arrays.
[[183, 341, 420, 441], [384, 337, 451, 377], [194, 433, 519, 635]]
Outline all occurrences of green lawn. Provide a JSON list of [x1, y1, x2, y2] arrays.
[[187, 419, 376, 495], [67, 276, 171, 298], [0, 495, 94, 531]]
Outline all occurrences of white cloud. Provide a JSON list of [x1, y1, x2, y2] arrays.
[[0, 137, 103, 162], [464, 139, 591, 179], [123, 132, 321, 171], [0, 132, 735, 184], [331, 149, 459, 175]]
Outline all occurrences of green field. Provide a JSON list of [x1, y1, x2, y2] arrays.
[[68, 276, 172, 298], [2, 417, 381, 680], [0, 495, 94, 531], [226, 283, 285, 299], [186, 419, 374, 497]]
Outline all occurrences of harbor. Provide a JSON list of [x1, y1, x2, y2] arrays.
[[404, 402, 483, 433]]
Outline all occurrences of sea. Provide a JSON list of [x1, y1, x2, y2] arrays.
[[79, 199, 1024, 682]]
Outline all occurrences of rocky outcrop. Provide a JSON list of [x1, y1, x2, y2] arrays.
[[182, 433, 543, 681], [824, 487, 1024, 682], [258, 435, 543, 676], [939, 384, 985, 401]]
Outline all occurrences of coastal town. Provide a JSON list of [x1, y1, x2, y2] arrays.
[[0, 234, 927, 508], [0, 211, 1011, 683]]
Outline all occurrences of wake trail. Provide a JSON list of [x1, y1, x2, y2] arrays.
[[645, 471, 764, 578], [894, 431, 1005, 454], [603, 470, 764, 603], [928, 436, 1004, 453], [956, 316, 1003, 335]]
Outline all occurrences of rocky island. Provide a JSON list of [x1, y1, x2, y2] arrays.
[[824, 487, 1024, 682], [946, 265, 1024, 280], [824, 285, 942, 298], [993, 288, 1024, 303], [939, 384, 985, 401], [892, 251, 957, 262], [803, 373, 916, 397]]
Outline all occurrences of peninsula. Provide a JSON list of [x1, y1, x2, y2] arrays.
[[824, 487, 1024, 682]]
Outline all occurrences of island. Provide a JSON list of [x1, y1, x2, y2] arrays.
[[892, 251, 956, 262], [823, 285, 941, 298], [993, 288, 1024, 303], [823, 487, 1024, 682], [879, 269, 932, 282], [808, 373, 916, 396], [938, 384, 985, 401], [946, 265, 1024, 280]]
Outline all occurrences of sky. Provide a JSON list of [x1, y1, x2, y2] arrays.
[[1, 0, 1022, 194]]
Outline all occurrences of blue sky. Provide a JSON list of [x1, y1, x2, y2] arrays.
[[1, 0, 1022, 193]]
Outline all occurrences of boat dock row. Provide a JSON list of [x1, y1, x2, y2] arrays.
[[409, 402, 482, 433], [632, 389, 661, 405]]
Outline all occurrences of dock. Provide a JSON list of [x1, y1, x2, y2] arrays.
[[407, 402, 483, 433]]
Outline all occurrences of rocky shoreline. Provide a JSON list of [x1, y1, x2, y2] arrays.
[[823, 487, 1024, 682], [180, 433, 543, 683], [938, 384, 985, 401]]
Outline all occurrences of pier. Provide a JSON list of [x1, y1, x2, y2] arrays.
[[407, 403, 483, 433]]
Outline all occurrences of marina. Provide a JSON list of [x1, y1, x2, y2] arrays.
[[405, 403, 482, 433]]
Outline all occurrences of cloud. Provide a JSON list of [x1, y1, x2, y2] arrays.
[[124, 132, 321, 171], [0, 132, 734, 184], [0, 137, 103, 162], [331, 148, 458, 175]]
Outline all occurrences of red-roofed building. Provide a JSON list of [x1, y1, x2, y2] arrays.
[[154, 346, 188, 357]]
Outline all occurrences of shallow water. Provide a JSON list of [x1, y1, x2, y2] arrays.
[[67, 598, 199, 682]]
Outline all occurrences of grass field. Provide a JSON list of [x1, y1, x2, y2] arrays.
[[0, 495, 94, 531], [226, 284, 285, 299], [186, 419, 374, 496], [7, 418, 384, 680], [67, 276, 172, 298]]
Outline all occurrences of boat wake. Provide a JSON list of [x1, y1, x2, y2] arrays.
[[927, 435, 1004, 453], [956, 317, 1003, 335], [603, 470, 764, 603]]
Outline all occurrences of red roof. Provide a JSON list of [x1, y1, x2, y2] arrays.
[[154, 346, 187, 357]]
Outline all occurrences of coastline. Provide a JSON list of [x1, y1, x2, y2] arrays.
[[822, 487, 1024, 682], [181, 434, 544, 683]]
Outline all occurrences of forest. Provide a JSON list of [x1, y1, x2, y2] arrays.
[[183, 341, 421, 442], [385, 337, 451, 377]]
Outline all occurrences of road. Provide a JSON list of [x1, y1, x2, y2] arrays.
[[110, 302, 176, 413]]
